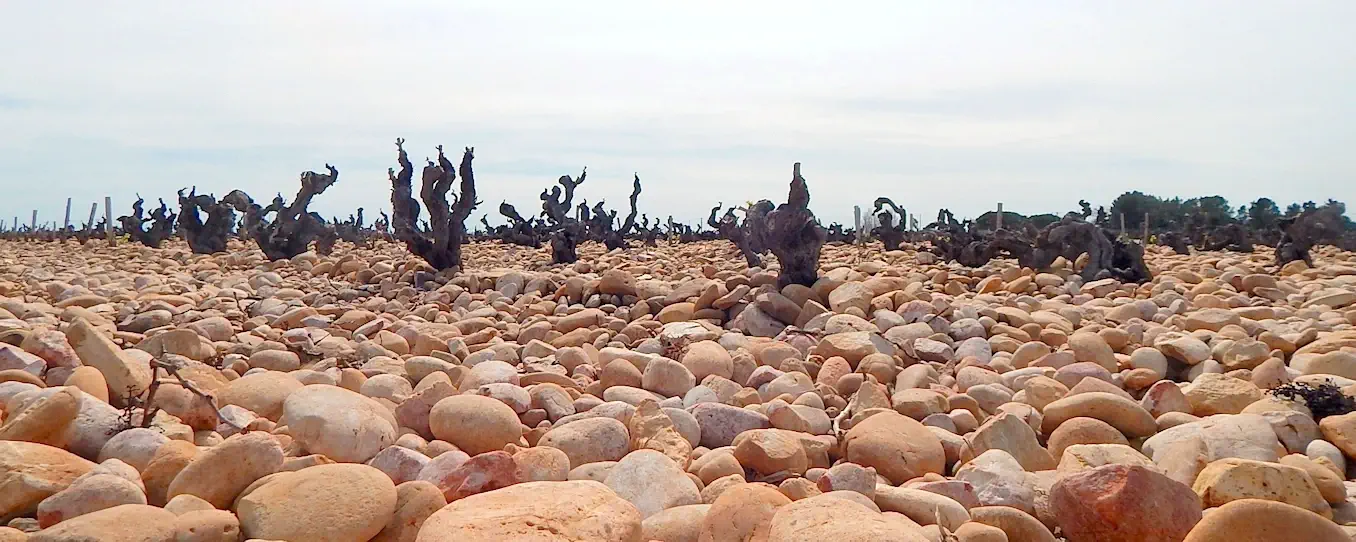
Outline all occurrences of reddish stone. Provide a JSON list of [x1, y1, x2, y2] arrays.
[[395, 380, 456, 440], [436, 451, 521, 502], [415, 450, 472, 490], [1051, 464, 1201, 542], [22, 330, 82, 368]]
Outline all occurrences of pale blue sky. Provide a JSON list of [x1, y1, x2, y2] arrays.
[[2, 1, 1353, 229]]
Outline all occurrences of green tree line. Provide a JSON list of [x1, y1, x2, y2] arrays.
[[1105, 192, 1352, 232]]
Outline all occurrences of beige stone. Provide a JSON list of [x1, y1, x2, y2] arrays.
[[25, 504, 175, 542], [1046, 417, 1129, 459], [0, 441, 95, 522], [967, 411, 1055, 472], [1040, 392, 1157, 439], [1278, 454, 1346, 505], [372, 480, 447, 542], [1068, 332, 1118, 372], [1183, 374, 1262, 416], [1192, 458, 1330, 518], [699, 483, 788, 542], [733, 428, 809, 476], [0, 387, 80, 447], [428, 394, 523, 456], [1182, 499, 1347, 542], [1317, 411, 1356, 459], [140, 440, 198, 506], [1055, 444, 1157, 475], [174, 509, 241, 542], [415, 480, 643, 541], [281, 384, 396, 463], [843, 412, 945, 484], [765, 494, 928, 541], [237, 463, 398, 542], [873, 485, 970, 531], [540, 417, 631, 468], [629, 400, 692, 469], [63, 366, 109, 403], [604, 449, 701, 519], [217, 372, 303, 421], [166, 432, 283, 509], [969, 506, 1057, 542], [66, 318, 152, 406], [36, 473, 147, 528]]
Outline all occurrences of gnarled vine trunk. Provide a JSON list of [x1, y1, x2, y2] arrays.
[[764, 163, 826, 288], [1276, 204, 1346, 267], [1029, 216, 1151, 283], [118, 197, 176, 248], [176, 187, 235, 254], [871, 197, 908, 250], [602, 175, 642, 251], [498, 201, 542, 248], [540, 169, 587, 264], [223, 164, 337, 260], [388, 139, 480, 271], [709, 201, 771, 269]]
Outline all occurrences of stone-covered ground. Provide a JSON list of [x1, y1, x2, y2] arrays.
[[2, 237, 1356, 541]]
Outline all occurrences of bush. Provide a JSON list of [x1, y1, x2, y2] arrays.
[[1271, 382, 1356, 420]]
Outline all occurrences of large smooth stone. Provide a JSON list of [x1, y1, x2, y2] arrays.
[[26, 504, 176, 542], [280, 384, 397, 463], [765, 494, 927, 541], [428, 394, 523, 456], [414, 480, 643, 542], [216, 372, 303, 421], [166, 432, 283, 509], [0, 441, 95, 522], [842, 411, 944, 484], [236, 463, 398, 542], [1183, 498, 1348, 542], [1050, 464, 1202, 542], [603, 450, 700, 519]]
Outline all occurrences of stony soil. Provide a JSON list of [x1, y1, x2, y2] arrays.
[[2, 237, 1356, 541]]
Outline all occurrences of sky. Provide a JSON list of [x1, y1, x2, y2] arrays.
[[2, 1, 1353, 231]]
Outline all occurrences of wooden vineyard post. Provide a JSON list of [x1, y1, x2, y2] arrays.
[[63, 198, 72, 239], [105, 196, 114, 246], [1142, 212, 1150, 243], [853, 205, 862, 244]]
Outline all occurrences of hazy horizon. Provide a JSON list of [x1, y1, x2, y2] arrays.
[[2, 2, 1353, 230]]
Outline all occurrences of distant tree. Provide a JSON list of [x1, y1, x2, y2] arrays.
[[1246, 198, 1281, 230], [1028, 213, 1060, 229], [1090, 194, 1340, 236], [1108, 191, 1159, 231], [1157, 197, 1186, 229], [1192, 196, 1234, 226], [1326, 199, 1355, 228], [973, 210, 1027, 232]]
